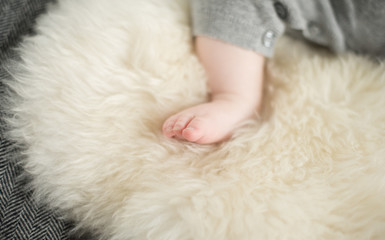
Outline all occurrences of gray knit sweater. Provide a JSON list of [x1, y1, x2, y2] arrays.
[[191, 0, 385, 58]]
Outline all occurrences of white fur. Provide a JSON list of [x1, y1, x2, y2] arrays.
[[7, 0, 385, 239]]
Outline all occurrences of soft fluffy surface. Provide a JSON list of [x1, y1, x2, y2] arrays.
[[6, 0, 385, 239]]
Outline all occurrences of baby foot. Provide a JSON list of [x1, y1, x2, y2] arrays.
[[163, 97, 257, 144]]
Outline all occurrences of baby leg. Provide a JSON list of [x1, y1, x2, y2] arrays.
[[163, 37, 265, 144]]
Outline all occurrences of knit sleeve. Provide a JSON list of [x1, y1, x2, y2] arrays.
[[190, 0, 285, 57]]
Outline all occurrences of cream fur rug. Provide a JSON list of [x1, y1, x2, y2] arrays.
[[6, 0, 385, 239]]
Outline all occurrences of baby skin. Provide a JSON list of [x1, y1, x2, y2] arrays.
[[163, 37, 265, 144]]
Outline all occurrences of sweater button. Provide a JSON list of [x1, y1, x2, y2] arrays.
[[262, 30, 276, 48], [308, 22, 322, 36], [274, 1, 288, 20]]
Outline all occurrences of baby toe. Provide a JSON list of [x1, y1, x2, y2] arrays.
[[182, 118, 205, 143], [172, 115, 194, 138], [162, 116, 178, 138]]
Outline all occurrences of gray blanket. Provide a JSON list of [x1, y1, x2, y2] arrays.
[[0, 0, 74, 239]]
